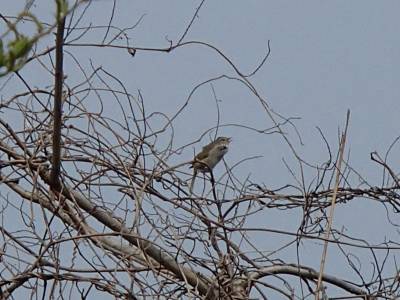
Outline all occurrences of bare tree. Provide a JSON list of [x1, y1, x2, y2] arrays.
[[0, 1, 399, 299]]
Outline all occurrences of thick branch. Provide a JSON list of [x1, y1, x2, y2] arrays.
[[250, 265, 371, 298], [50, 4, 66, 188]]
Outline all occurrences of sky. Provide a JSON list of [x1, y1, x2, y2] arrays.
[[1, 1, 400, 299]]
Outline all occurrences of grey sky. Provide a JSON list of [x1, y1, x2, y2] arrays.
[[2, 1, 400, 298]]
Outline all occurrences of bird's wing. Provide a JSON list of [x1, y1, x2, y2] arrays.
[[190, 149, 209, 170], [192, 140, 219, 165], [194, 149, 209, 161], [201, 140, 217, 152]]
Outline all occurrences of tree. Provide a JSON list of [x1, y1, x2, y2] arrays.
[[0, 1, 398, 299]]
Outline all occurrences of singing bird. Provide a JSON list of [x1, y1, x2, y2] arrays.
[[189, 137, 231, 193]]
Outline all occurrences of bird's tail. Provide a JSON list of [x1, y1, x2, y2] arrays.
[[189, 170, 197, 194]]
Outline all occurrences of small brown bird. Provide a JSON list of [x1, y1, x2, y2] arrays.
[[189, 137, 231, 193]]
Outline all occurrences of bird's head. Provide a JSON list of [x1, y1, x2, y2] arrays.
[[215, 137, 231, 144]]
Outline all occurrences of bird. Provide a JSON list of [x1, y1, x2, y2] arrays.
[[189, 137, 231, 193]]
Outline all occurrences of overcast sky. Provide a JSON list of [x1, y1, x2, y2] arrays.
[[2, 1, 400, 298]]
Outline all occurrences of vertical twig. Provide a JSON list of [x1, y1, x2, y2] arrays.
[[51, 1, 66, 189], [316, 110, 350, 300]]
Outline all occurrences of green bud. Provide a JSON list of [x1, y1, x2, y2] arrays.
[[58, 0, 69, 17], [8, 36, 33, 60], [0, 40, 4, 67]]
